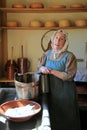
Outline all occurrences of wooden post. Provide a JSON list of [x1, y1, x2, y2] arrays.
[[0, 0, 7, 77]]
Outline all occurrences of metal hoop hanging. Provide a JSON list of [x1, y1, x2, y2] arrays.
[[41, 29, 57, 52]]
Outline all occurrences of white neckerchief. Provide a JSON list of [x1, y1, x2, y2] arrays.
[[51, 50, 61, 59]]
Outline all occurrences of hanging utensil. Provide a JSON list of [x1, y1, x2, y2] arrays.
[[21, 45, 24, 74], [41, 29, 57, 52], [11, 46, 13, 64]]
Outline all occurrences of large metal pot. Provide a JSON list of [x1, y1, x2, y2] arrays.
[[14, 72, 40, 100]]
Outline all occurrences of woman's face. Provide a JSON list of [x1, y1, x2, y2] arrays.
[[52, 32, 66, 50]]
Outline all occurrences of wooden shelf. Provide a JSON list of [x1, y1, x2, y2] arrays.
[[0, 7, 87, 13], [79, 102, 87, 108], [0, 27, 2, 30], [78, 97, 87, 106], [1, 26, 87, 30], [77, 85, 87, 108], [0, 77, 14, 83], [76, 85, 87, 94]]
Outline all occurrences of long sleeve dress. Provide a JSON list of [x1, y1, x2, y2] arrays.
[[38, 50, 81, 130]]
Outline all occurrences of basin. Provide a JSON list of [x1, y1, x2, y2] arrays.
[[0, 88, 51, 130]]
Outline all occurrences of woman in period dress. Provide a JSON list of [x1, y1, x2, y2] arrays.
[[38, 29, 81, 130]]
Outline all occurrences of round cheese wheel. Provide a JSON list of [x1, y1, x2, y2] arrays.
[[12, 4, 26, 8], [58, 19, 71, 27], [6, 21, 18, 27], [74, 19, 87, 27], [29, 20, 43, 27], [70, 3, 84, 8], [29, 2, 44, 8], [44, 21, 57, 27]]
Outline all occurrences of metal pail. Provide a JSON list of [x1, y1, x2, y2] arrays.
[[14, 72, 40, 100]]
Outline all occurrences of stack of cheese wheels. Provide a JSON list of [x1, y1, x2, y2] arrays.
[[6, 21, 18, 27], [70, 3, 84, 8], [29, 2, 44, 8], [12, 4, 26, 8], [58, 19, 71, 27], [74, 19, 87, 27], [29, 20, 43, 27], [44, 21, 57, 27]]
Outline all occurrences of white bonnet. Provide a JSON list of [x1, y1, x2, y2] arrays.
[[50, 29, 68, 42], [50, 29, 69, 52]]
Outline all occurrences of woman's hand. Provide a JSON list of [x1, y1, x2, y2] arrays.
[[39, 67, 68, 80], [39, 66, 51, 74]]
